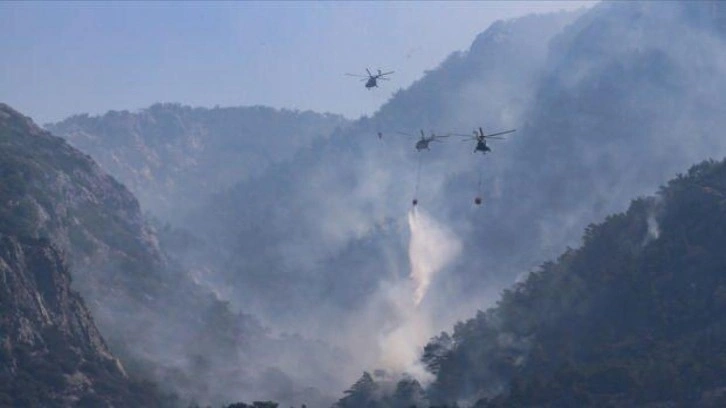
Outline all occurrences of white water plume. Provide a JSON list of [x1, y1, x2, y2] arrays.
[[646, 212, 660, 241], [408, 207, 462, 306], [374, 207, 461, 382]]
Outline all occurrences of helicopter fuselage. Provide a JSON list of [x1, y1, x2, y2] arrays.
[[365, 78, 377, 88], [475, 140, 491, 153], [416, 139, 430, 150]]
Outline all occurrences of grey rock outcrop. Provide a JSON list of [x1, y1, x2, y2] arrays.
[[0, 234, 162, 407]]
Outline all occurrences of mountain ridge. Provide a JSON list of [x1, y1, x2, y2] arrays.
[[46, 102, 349, 221]]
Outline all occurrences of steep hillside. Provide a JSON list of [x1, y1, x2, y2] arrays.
[[332, 158, 726, 407], [0, 103, 345, 407], [0, 102, 163, 306], [0, 234, 166, 407], [482, 1, 726, 274], [423, 158, 726, 407], [46, 103, 348, 220]]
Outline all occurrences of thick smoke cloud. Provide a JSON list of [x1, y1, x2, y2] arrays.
[[100, 11, 579, 405], [46, 2, 726, 406]]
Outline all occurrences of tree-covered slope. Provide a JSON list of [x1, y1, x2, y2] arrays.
[[425, 158, 726, 407]]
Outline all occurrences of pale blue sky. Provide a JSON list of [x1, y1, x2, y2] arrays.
[[1, 1, 596, 124]]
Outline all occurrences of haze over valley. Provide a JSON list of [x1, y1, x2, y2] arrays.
[[3, 1, 726, 407]]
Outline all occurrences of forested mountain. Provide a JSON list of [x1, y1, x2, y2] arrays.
[[482, 0, 726, 276], [35, 11, 583, 397], [14, 1, 726, 406], [46, 103, 348, 221], [418, 158, 726, 407], [329, 2, 726, 406], [191, 0, 726, 354], [184, 10, 580, 333], [0, 104, 344, 407]]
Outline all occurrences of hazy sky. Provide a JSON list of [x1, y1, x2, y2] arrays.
[[1, 1, 596, 124]]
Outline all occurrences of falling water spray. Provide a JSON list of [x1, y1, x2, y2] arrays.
[[376, 207, 461, 381], [408, 207, 461, 306]]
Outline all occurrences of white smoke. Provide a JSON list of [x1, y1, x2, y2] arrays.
[[374, 207, 461, 383]]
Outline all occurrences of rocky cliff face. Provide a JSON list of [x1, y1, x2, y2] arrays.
[[0, 102, 164, 298], [2, 102, 344, 407], [0, 233, 163, 407]]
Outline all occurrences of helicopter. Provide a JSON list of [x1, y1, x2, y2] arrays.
[[395, 130, 450, 207], [457, 127, 516, 154], [396, 129, 451, 151], [456, 127, 516, 206], [346, 68, 394, 89]]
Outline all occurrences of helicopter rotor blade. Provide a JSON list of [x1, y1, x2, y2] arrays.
[[484, 129, 516, 138], [345, 73, 367, 77], [396, 131, 415, 137], [366, 68, 372, 77], [380, 71, 395, 76]]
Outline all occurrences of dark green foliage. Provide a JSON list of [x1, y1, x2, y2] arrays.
[[334, 373, 430, 408], [389, 378, 427, 408], [223, 402, 279, 408], [335, 372, 380, 408], [422, 332, 453, 375], [428, 159, 726, 406]]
